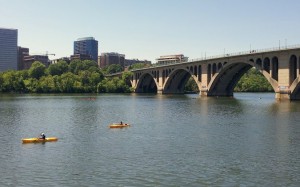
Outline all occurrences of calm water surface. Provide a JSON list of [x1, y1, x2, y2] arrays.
[[0, 93, 299, 186]]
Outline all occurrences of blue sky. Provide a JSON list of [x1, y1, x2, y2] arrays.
[[1, 0, 300, 63]]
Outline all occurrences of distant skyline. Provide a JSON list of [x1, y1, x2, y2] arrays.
[[1, 0, 300, 63]]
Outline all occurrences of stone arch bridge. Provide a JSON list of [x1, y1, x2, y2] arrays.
[[111, 46, 300, 100]]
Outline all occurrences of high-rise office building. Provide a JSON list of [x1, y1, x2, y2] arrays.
[[18, 47, 29, 70], [23, 55, 49, 69], [0, 28, 18, 72], [73, 37, 98, 62], [99, 52, 125, 68]]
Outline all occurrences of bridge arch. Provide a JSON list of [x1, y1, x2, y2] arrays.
[[198, 65, 202, 82], [212, 63, 217, 76], [189, 66, 193, 74], [207, 61, 277, 96], [218, 63, 222, 71], [272, 56, 279, 81], [162, 68, 200, 94], [263, 57, 270, 73], [207, 64, 212, 84], [290, 79, 300, 100], [256, 58, 262, 69], [290, 55, 297, 84], [289, 55, 300, 99], [135, 73, 158, 93], [289, 75, 300, 100]]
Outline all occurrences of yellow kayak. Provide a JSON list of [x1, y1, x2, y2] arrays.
[[22, 137, 58, 143], [109, 123, 130, 128]]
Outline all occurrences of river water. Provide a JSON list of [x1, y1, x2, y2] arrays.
[[0, 93, 299, 186]]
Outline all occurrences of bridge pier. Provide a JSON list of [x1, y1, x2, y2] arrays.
[[275, 93, 290, 100], [275, 90, 291, 100], [157, 88, 163, 94], [275, 85, 291, 100], [199, 89, 208, 97]]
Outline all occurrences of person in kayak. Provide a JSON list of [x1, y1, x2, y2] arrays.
[[40, 133, 46, 140]]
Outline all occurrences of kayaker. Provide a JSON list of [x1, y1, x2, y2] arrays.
[[40, 133, 46, 140], [120, 121, 123, 125]]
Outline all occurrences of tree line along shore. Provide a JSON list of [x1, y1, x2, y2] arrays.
[[0, 60, 273, 94]]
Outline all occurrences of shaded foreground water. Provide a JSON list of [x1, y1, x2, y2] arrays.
[[0, 93, 299, 186]]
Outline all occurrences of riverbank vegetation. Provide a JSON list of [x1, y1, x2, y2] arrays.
[[234, 68, 273, 92], [0, 60, 133, 93], [184, 68, 273, 93], [0, 60, 273, 94]]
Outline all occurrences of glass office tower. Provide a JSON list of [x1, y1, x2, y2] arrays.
[[0, 28, 18, 72], [73, 37, 98, 62]]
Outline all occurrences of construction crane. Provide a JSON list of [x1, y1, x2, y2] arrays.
[[42, 51, 55, 65], [30, 51, 56, 66], [44, 51, 55, 57], [32, 51, 55, 56]]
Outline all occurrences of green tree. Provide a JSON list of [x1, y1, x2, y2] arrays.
[[102, 64, 123, 74], [184, 77, 199, 93], [78, 70, 91, 86], [90, 72, 104, 87], [122, 71, 133, 82], [235, 68, 273, 92], [106, 79, 118, 92], [38, 75, 57, 93], [88, 66, 101, 73], [97, 79, 108, 93], [78, 70, 93, 92], [68, 59, 82, 74], [128, 63, 151, 70], [1, 70, 26, 92], [47, 60, 68, 76], [29, 61, 46, 79], [82, 60, 98, 70], [96, 76, 133, 93], [59, 72, 81, 93], [0, 73, 3, 92], [121, 71, 134, 92], [24, 78, 39, 92], [69, 59, 99, 75], [18, 70, 30, 80]]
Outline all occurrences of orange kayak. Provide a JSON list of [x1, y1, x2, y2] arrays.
[[22, 137, 58, 143], [109, 123, 130, 128]]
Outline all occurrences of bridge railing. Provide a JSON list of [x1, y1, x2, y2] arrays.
[[188, 44, 300, 63], [129, 44, 300, 71]]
